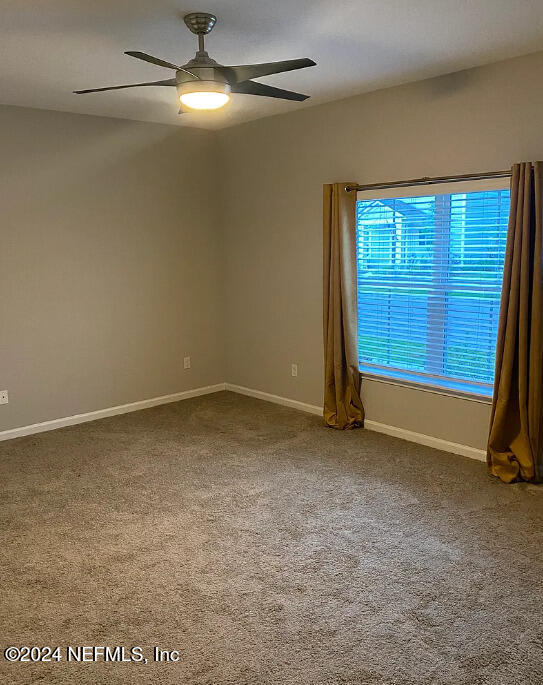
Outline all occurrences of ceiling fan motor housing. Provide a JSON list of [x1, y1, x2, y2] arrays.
[[177, 77, 231, 99], [175, 65, 231, 100]]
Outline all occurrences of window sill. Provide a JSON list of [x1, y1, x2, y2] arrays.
[[360, 369, 493, 404]]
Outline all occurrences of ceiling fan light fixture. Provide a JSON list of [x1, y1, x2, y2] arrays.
[[180, 91, 230, 110], [178, 80, 231, 110]]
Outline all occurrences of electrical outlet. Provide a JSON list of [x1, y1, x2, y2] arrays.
[[183, 356, 191, 370], [291, 363, 298, 377], [0, 390, 8, 405]]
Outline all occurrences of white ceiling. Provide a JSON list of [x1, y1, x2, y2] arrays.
[[2, 0, 543, 130]]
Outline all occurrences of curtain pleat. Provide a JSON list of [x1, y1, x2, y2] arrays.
[[323, 183, 364, 429], [487, 162, 543, 483]]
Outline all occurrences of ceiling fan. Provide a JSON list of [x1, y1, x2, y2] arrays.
[[74, 12, 316, 112]]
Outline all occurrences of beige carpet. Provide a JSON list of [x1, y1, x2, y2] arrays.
[[1, 391, 543, 685]]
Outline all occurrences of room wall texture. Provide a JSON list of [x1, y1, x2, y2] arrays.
[[0, 106, 223, 432], [216, 50, 543, 450]]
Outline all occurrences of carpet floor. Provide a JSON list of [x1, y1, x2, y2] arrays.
[[1, 391, 543, 685]]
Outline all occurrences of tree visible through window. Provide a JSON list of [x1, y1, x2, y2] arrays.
[[356, 181, 510, 398]]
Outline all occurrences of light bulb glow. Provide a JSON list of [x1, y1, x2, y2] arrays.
[[179, 91, 230, 110]]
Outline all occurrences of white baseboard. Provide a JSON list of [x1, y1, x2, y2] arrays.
[[363, 419, 486, 461], [225, 383, 486, 462], [225, 383, 323, 416], [0, 381, 487, 462], [0, 383, 226, 442]]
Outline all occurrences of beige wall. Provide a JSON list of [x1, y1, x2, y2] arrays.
[[217, 50, 543, 450], [0, 105, 223, 432]]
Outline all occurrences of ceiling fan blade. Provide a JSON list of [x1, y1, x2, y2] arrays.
[[125, 51, 199, 79], [74, 78, 176, 94], [219, 58, 316, 83], [125, 51, 182, 71], [231, 80, 309, 101]]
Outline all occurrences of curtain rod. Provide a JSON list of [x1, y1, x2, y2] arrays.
[[345, 169, 512, 193]]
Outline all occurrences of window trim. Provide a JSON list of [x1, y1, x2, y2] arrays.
[[359, 366, 493, 404], [356, 177, 510, 400]]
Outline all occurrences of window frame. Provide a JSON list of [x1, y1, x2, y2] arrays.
[[355, 177, 510, 403]]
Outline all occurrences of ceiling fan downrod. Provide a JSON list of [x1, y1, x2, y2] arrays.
[[183, 12, 217, 56]]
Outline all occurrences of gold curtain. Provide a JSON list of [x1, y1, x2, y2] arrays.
[[488, 162, 543, 483], [323, 183, 364, 429]]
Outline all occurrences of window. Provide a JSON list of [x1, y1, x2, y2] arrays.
[[355, 179, 510, 399]]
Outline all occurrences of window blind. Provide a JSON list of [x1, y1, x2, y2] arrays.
[[355, 181, 510, 398]]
